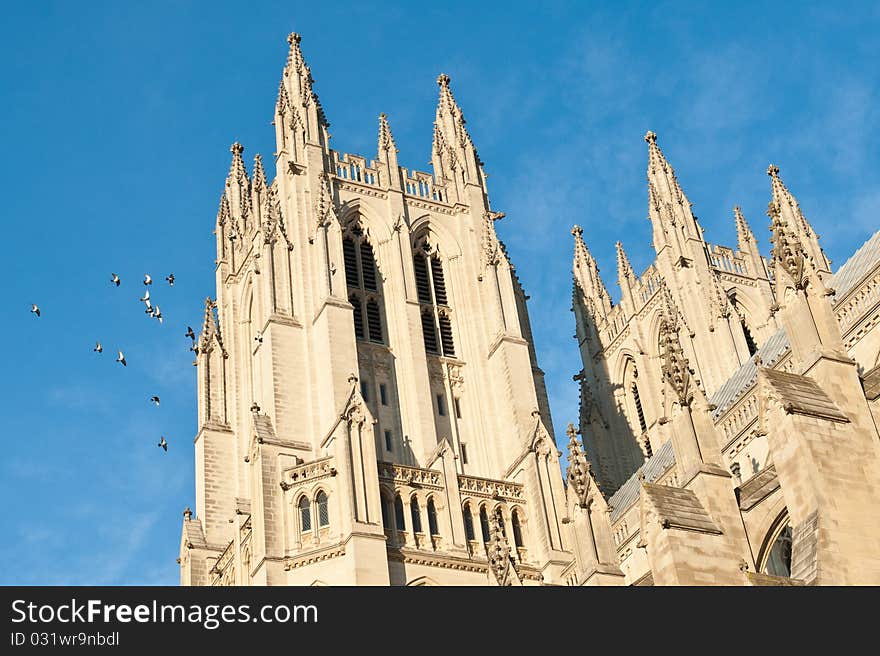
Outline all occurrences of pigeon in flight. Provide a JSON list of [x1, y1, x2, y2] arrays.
[[116, 351, 127, 366], [153, 306, 163, 324], [158, 436, 168, 451], [166, 273, 175, 286], [111, 273, 121, 287], [94, 342, 103, 353], [150, 395, 160, 406], [139, 289, 150, 303], [30, 304, 40, 317], [144, 274, 152, 285], [185, 326, 196, 341]]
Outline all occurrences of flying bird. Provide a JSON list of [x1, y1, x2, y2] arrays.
[[111, 273, 121, 287], [143, 274, 152, 285], [150, 395, 160, 406], [139, 290, 150, 303], [116, 351, 127, 366], [94, 342, 103, 353], [166, 273, 175, 286], [30, 304, 40, 317], [153, 306, 163, 323], [185, 326, 196, 340], [158, 436, 168, 451]]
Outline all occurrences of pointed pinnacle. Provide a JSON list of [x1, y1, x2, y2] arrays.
[[252, 154, 267, 192], [377, 112, 398, 154], [734, 206, 754, 249], [616, 241, 635, 282]]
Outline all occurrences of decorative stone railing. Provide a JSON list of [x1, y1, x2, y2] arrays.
[[834, 268, 880, 340], [638, 266, 663, 304], [457, 474, 524, 502], [331, 151, 378, 187], [377, 462, 443, 489], [401, 168, 447, 203], [282, 456, 336, 490], [707, 243, 749, 276]]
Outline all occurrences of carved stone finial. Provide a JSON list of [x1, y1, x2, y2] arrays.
[[183, 507, 192, 520], [644, 130, 657, 144], [571, 224, 583, 237], [637, 470, 646, 483], [566, 424, 592, 507], [250, 402, 261, 414], [230, 142, 244, 156], [287, 32, 301, 45], [767, 163, 780, 177], [347, 373, 359, 386], [437, 73, 450, 87]]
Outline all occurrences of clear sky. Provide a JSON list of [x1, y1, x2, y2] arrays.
[[2, 2, 878, 585]]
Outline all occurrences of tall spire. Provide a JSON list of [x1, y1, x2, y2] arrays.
[[571, 225, 611, 317], [766, 164, 831, 274], [432, 73, 482, 191], [226, 142, 251, 233], [659, 283, 693, 406], [616, 241, 636, 285], [734, 206, 755, 253], [376, 112, 398, 165], [281, 32, 329, 145], [644, 131, 702, 253]]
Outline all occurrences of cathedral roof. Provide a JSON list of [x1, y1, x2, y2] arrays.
[[710, 228, 880, 419], [608, 439, 674, 523], [606, 230, 880, 527]]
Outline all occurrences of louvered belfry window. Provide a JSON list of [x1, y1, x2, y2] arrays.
[[342, 220, 384, 344], [413, 239, 455, 357]]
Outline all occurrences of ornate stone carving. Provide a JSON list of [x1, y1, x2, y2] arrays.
[[565, 424, 592, 508]]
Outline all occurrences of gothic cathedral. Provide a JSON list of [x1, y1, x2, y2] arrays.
[[179, 33, 880, 586]]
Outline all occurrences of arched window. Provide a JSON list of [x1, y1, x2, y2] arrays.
[[394, 495, 406, 531], [623, 359, 648, 436], [298, 497, 312, 533], [760, 514, 793, 578], [427, 498, 439, 536], [463, 503, 475, 541], [381, 494, 392, 530], [511, 510, 524, 548], [343, 220, 384, 344], [413, 239, 455, 357], [316, 491, 329, 528], [742, 319, 759, 356], [410, 498, 422, 534], [479, 506, 490, 542]]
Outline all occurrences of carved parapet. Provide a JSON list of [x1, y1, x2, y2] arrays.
[[457, 474, 525, 502], [281, 456, 337, 490], [377, 462, 443, 489]]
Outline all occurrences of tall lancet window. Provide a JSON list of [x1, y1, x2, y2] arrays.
[[413, 238, 455, 357], [342, 219, 385, 344]]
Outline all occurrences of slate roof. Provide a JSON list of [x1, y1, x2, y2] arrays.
[[641, 482, 721, 534], [608, 439, 675, 523], [607, 231, 880, 523], [710, 228, 880, 418]]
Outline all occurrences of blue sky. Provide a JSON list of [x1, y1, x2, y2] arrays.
[[2, 2, 878, 585]]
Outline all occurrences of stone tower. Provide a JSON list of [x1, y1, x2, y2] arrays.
[[179, 33, 570, 586]]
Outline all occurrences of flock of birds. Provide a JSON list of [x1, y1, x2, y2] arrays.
[[30, 272, 198, 453]]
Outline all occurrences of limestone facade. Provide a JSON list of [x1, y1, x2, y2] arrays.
[[179, 32, 880, 586]]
